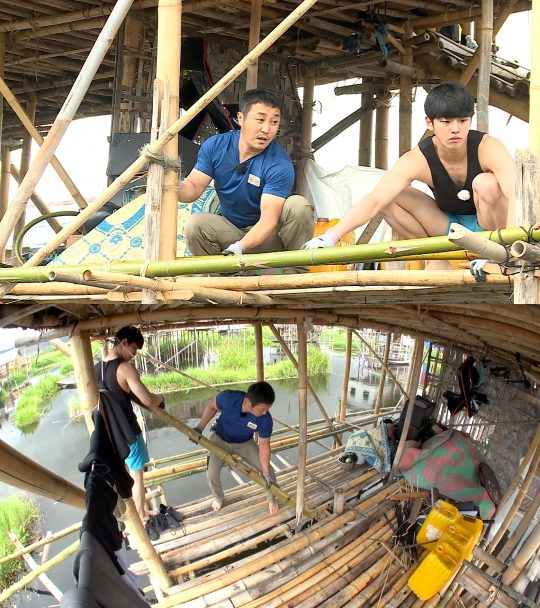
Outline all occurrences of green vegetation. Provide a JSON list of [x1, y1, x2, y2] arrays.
[[2, 368, 28, 390], [28, 349, 69, 375], [143, 345, 330, 392], [0, 495, 40, 590], [59, 361, 74, 375], [67, 395, 81, 419], [13, 375, 61, 430]]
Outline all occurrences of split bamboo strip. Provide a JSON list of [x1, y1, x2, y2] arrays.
[[0, 539, 79, 604], [138, 403, 322, 519], [0, 521, 81, 566], [351, 329, 408, 397], [0, 439, 86, 509], [0, 76, 87, 210], [8, 531, 63, 601], [268, 323, 335, 431], [0, 0, 135, 255], [23, 0, 322, 268]]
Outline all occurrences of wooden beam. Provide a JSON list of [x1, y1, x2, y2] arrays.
[[296, 73, 314, 197], [246, 0, 263, 89], [477, 0, 494, 131], [69, 331, 98, 435], [358, 90, 373, 167]]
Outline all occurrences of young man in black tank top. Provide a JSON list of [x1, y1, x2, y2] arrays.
[[303, 82, 515, 253], [100, 326, 164, 523]]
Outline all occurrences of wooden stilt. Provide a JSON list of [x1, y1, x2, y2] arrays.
[[296, 320, 308, 530], [246, 0, 263, 89], [0, 145, 9, 219], [69, 330, 98, 435], [296, 74, 314, 198], [50, 338, 71, 357], [254, 322, 264, 381], [0, 0, 135, 256], [392, 338, 424, 470], [477, 0, 493, 131], [13, 94, 36, 259], [374, 332, 392, 417], [358, 89, 374, 167], [335, 328, 352, 447], [0, 439, 86, 509], [156, 0, 181, 260], [267, 323, 336, 434], [398, 26, 413, 157], [375, 96, 389, 170]]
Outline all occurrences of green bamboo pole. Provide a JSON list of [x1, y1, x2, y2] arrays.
[[0, 227, 536, 283], [0, 539, 80, 604], [139, 404, 324, 520]]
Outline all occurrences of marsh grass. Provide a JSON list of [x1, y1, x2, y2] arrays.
[[0, 495, 40, 590], [13, 375, 61, 430]]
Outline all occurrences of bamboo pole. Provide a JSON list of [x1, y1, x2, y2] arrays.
[[374, 331, 392, 417], [157, 0, 181, 260], [246, 0, 263, 89], [50, 337, 71, 357], [0, 0, 135, 257], [338, 329, 353, 424], [0, 521, 82, 566], [8, 531, 63, 601], [267, 323, 336, 433], [21, 225, 539, 278], [22, 0, 321, 269], [0, 146, 9, 218], [448, 223, 508, 261], [375, 96, 389, 170], [477, 0, 494, 131], [0, 439, 86, 509], [0, 539, 79, 604], [296, 320, 308, 530], [13, 94, 36, 248], [69, 330, 98, 434], [398, 26, 413, 157], [351, 329, 408, 398], [296, 73, 314, 198], [392, 338, 424, 470], [358, 91, 374, 167], [254, 322, 264, 381]]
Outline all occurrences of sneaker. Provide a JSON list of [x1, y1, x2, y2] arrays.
[[153, 513, 170, 534], [159, 504, 183, 528], [338, 452, 358, 465], [145, 517, 160, 541]]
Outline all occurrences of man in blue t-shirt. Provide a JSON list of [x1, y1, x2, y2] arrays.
[[178, 88, 314, 257], [193, 381, 279, 514]]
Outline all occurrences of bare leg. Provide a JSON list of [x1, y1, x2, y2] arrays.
[[472, 173, 508, 229], [129, 468, 155, 522]]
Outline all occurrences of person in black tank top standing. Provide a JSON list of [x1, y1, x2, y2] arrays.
[[303, 82, 515, 260], [98, 326, 164, 524]]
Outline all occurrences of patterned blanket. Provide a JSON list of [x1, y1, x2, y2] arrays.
[[343, 423, 392, 473], [396, 429, 495, 518]]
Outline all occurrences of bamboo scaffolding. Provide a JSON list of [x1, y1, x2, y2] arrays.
[[297, 73, 314, 196], [0, 146, 9, 218], [336, 328, 352, 446], [254, 322, 264, 381], [477, 0, 494, 131], [374, 331, 392, 417], [448, 223, 508, 262], [21, 0, 321, 269], [0, 0, 135, 257], [246, 0, 263, 89], [296, 320, 308, 529], [8, 531, 63, 601]]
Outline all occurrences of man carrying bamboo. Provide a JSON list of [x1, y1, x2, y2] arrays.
[[303, 82, 515, 260], [178, 88, 314, 257], [193, 381, 279, 514]]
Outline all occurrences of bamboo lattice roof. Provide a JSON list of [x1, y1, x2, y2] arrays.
[[0, 0, 531, 141]]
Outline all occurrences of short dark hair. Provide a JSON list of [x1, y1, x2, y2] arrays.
[[239, 88, 282, 115], [247, 381, 275, 406], [115, 326, 144, 349], [424, 82, 475, 120]]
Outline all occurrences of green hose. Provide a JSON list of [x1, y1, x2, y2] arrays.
[[15, 211, 80, 265]]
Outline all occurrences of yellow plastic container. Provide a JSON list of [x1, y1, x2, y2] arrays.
[[309, 218, 355, 273], [416, 500, 460, 550], [408, 542, 460, 600]]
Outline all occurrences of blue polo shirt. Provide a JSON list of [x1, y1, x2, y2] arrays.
[[215, 390, 273, 443], [194, 130, 294, 228]]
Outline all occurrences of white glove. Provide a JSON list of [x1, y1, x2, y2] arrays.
[[470, 259, 488, 282], [222, 241, 244, 256], [302, 228, 340, 250]]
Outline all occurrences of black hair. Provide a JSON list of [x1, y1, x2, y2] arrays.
[[247, 381, 275, 406], [115, 326, 144, 349], [424, 82, 475, 120], [239, 88, 282, 115]]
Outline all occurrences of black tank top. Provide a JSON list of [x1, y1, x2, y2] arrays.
[[419, 129, 485, 215], [96, 358, 141, 435]]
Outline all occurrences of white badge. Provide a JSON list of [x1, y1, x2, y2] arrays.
[[247, 421, 258, 430], [248, 174, 261, 187]]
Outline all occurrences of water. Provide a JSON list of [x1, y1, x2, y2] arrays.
[[0, 351, 406, 606]]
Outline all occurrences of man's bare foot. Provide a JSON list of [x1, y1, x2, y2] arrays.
[[212, 499, 223, 512], [268, 501, 279, 515]]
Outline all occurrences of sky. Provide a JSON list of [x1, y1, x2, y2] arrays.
[[0, 11, 533, 351]]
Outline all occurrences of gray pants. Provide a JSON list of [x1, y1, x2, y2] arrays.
[[184, 195, 314, 256], [207, 432, 276, 504]]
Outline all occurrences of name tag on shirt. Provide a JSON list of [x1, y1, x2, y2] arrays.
[[247, 421, 258, 430], [248, 174, 261, 187]]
